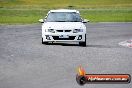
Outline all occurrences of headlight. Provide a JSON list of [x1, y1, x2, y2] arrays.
[[45, 29, 55, 33], [73, 29, 83, 33]]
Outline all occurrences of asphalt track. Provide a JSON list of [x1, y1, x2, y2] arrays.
[[0, 23, 132, 88]]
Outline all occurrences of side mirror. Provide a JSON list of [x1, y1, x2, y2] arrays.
[[39, 19, 44, 23], [82, 19, 90, 23]]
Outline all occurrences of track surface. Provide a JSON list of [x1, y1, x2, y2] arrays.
[[0, 23, 132, 88]]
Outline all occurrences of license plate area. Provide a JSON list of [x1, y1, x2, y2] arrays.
[[59, 35, 69, 38]]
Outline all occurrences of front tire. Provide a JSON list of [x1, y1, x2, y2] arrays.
[[42, 38, 48, 45], [79, 34, 86, 47]]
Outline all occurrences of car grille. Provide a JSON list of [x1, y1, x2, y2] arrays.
[[65, 30, 71, 32], [56, 30, 63, 32], [56, 30, 72, 32], [52, 36, 75, 40]]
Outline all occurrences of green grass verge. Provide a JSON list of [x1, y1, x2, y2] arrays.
[[0, 10, 48, 24], [0, 0, 132, 24], [81, 9, 132, 22], [0, 8, 132, 24], [1, 0, 132, 9]]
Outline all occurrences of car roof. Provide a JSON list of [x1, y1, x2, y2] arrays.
[[49, 9, 79, 13]]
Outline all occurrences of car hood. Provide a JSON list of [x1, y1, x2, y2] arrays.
[[42, 22, 86, 29]]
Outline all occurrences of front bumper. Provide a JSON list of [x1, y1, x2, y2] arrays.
[[42, 33, 86, 42]]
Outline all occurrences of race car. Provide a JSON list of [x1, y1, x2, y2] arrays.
[[39, 9, 88, 46]]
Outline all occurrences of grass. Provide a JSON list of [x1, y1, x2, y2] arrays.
[[0, 0, 132, 24], [0, 10, 48, 24], [81, 9, 132, 22], [1, 0, 132, 9]]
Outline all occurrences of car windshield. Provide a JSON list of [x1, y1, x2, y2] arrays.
[[46, 12, 82, 22]]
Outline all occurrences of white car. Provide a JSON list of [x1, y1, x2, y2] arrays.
[[39, 9, 88, 46]]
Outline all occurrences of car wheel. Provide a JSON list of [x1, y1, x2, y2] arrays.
[[42, 38, 48, 45], [79, 34, 86, 47]]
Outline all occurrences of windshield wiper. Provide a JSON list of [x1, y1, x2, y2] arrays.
[[57, 20, 78, 22], [55, 21, 67, 22], [68, 21, 81, 22]]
